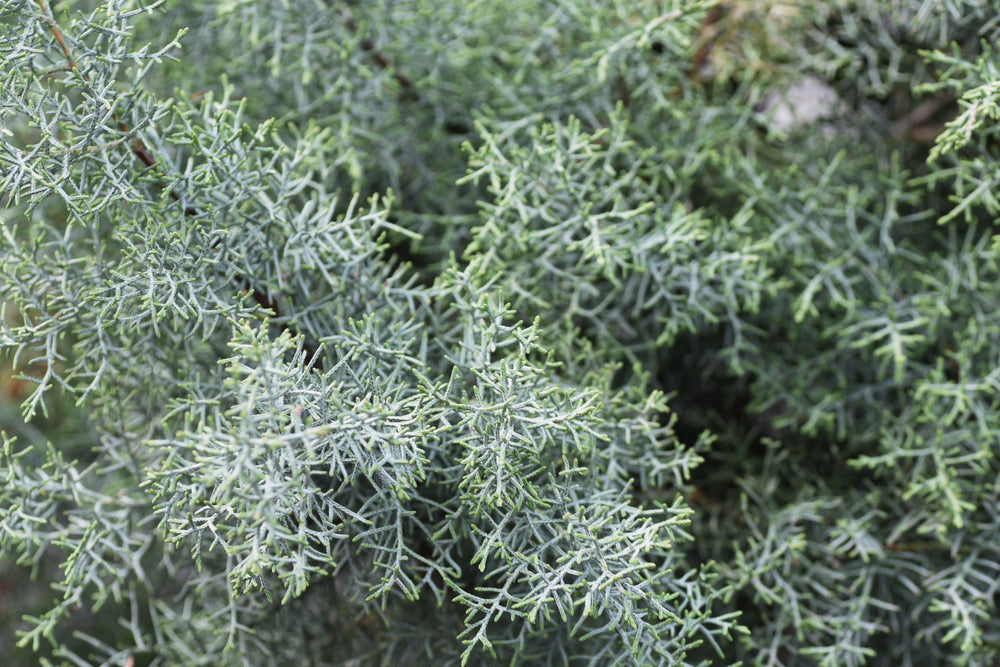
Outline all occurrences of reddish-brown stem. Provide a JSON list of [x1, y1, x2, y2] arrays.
[[37, 1, 166, 174], [36, 0, 76, 70], [336, 8, 415, 92], [891, 93, 956, 143], [691, 6, 724, 77], [35, 0, 322, 368]]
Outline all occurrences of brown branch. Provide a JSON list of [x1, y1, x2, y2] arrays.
[[37, 1, 166, 178], [36, 0, 76, 70], [336, 8, 415, 92], [891, 93, 957, 143], [691, 5, 724, 79], [35, 0, 323, 369]]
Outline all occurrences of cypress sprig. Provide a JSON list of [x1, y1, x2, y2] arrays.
[[5, 1, 1000, 666]]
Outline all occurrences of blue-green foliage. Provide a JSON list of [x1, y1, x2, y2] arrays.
[[3, 1, 1000, 666]]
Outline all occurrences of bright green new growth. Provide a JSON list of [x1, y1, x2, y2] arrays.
[[2, 0, 1000, 665]]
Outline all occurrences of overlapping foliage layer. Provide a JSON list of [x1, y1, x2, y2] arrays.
[[2, 1, 1000, 665]]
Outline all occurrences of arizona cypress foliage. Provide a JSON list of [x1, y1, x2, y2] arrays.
[[2, 1, 1000, 665]]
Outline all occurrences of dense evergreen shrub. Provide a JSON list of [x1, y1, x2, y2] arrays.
[[2, 0, 1000, 664]]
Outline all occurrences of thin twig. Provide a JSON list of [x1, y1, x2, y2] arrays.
[[36, 1, 166, 176], [34, 0, 322, 368], [891, 93, 956, 142], [336, 8, 415, 92]]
